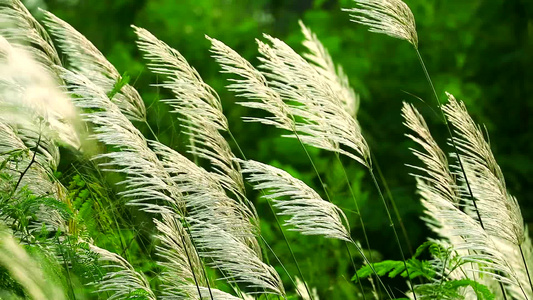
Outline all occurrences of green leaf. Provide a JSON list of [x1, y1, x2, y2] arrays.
[[107, 72, 130, 100]]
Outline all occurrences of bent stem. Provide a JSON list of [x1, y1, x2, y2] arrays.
[[372, 155, 414, 256], [368, 168, 416, 300], [227, 129, 312, 300], [415, 48, 514, 299], [349, 237, 394, 299], [519, 244, 533, 295]]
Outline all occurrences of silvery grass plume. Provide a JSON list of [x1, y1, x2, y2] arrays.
[[443, 93, 533, 298], [239, 159, 351, 241], [62, 69, 272, 296], [402, 103, 528, 298], [246, 32, 369, 167], [0, 0, 62, 76], [207, 36, 293, 132], [133, 26, 245, 197], [151, 142, 259, 247], [298, 21, 359, 117], [295, 277, 320, 300], [89, 244, 156, 300], [155, 214, 242, 300], [42, 11, 146, 122], [60, 69, 183, 214], [343, 0, 418, 48], [209, 34, 368, 167], [0, 36, 80, 150], [0, 223, 67, 300], [190, 219, 285, 297]]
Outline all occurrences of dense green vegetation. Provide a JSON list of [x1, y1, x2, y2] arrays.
[[1, 0, 532, 299]]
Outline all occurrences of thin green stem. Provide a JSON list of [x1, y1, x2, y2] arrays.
[[344, 242, 367, 300], [415, 48, 516, 299], [334, 154, 380, 297], [519, 244, 533, 295], [144, 121, 160, 143], [266, 198, 313, 300], [369, 168, 416, 300], [228, 128, 309, 299], [372, 156, 413, 256], [349, 238, 394, 299]]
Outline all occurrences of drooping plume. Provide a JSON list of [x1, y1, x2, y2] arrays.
[[133, 26, 245, 197], [343, 0, 418, 48], [239, 159, 351, 241], [43, 11, 146, 122]]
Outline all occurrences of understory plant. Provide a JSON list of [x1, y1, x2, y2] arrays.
[[0, 0, 530, 299]]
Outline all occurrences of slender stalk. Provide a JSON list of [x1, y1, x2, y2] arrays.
[[369, 168, 416, 299], [228, 128, 312, 299], [345, 242, 367, 300], [10, 131, 41, 199], [334, 154, 381, 297], [145, 120, 160, 143], [260, 235, 303, 298], [179, 220, 212, 300], [266, 197, 313, 300], [349, 238, 394, 299], [519, 244, 533, 294], [372, 156, 413, 256], [415, 48, 516, 299]]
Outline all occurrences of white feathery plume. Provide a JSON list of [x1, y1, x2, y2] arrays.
[[295, 277, 320, 300], [239, 159, 351, 241], [415, 178, 525, 290], [190, 219, 286, 296], [151, 141, 260, 254], [402, 102, 457, 207], [343, 0, 418, 48], [0, 36, 80, 151], [60, 69, 182, 214], [155, 214, 242, 300], [402, 102, 529, 297], [89, 244, 156, 300], [443, 93, 525, 247], [133, 25, 245, 197], [299, 20, 359, 117], [256, 34, 371, 167], [0, 224, 66, 300], [0, 0, 62, 76], [207, 36, 293, 132], [443, 92, 532, 296], [42, 11, 146, 122]]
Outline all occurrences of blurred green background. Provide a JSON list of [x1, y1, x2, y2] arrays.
[[24, 0, 533, 298]]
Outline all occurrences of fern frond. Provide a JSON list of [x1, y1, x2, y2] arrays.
[[239, 159, 351, 241], [42, 11, 146, 122], [343, 0, 418, 48]]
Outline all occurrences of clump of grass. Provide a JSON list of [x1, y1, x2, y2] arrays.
[[0, 0, 530, 299]]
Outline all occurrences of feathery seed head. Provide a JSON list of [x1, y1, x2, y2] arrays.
[[343, 0, 418, 48]]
